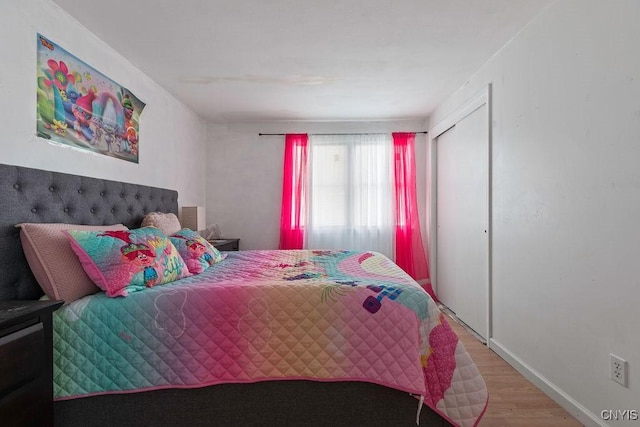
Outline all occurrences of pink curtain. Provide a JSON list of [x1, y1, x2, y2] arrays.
[[392, 132, 437, 301], [279, 134, 309, 249]]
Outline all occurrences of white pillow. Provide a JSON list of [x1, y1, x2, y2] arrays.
[[141, 212, 182, 236]]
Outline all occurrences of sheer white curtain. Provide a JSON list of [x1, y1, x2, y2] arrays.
[[306, 134, 394, 259]]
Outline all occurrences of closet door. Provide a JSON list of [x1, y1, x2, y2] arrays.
[[435, 103, 488, 339]]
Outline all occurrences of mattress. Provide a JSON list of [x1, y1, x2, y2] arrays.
[[54, 250, 488, 426]]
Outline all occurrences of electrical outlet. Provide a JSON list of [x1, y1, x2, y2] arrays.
[[610, 354, 628, 387]]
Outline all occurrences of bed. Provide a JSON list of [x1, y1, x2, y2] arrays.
[[0, 163, 488, 427]]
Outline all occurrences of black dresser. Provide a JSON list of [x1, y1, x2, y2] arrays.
[[0, 300, 63, 427]]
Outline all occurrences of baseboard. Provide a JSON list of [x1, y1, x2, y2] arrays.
[[488, 338, 606, 427]]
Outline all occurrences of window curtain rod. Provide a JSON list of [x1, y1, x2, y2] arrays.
[[259, 131, 428, 136]]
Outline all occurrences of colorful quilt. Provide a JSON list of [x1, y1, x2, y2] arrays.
[[54, 250, 488, 426]]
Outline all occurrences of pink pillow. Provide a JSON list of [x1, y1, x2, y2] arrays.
[[18, 223, 129, 303]]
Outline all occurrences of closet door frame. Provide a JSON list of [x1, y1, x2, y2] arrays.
[[428, 84, 493, 346]]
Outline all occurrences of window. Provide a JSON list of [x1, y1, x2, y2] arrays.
[[279, 131, 434, 299], [307, 134, 394, 258]]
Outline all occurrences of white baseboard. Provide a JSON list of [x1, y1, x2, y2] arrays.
[[488, 338, 607, 427]]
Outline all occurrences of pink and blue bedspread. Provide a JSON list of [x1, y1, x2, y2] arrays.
[[54, 250, 488, 426]]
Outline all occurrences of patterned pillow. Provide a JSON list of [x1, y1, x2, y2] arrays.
[[169, 228, 225, 274], [65, 227, 191, 297]]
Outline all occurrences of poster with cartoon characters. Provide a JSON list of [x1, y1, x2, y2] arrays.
[[36, 34, 145, 163]]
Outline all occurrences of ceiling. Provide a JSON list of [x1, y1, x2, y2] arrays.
[[52, 0, 553, 123]]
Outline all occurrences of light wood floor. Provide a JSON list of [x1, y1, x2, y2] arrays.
[[447, 315, 583, 427]]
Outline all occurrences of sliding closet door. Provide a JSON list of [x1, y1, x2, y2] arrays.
[[435, 104, 488, 339]]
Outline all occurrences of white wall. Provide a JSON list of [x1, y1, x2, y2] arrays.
[[0, 0, 207, 208], [207, 120, 428, 250], [430, 0, 639, 425]]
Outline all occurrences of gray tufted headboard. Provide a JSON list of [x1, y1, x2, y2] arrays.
[[0, 163, 179, 301]]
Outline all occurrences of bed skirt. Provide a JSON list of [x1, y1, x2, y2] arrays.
[[54, 380, 450, 427]]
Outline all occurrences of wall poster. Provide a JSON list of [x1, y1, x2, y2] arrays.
[[36, 34, 145, 163]]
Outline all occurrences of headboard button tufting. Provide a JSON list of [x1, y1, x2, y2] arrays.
[[0, 163, 179, 301]]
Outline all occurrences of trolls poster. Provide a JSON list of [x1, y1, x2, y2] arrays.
[[36, 34, 145, 163]]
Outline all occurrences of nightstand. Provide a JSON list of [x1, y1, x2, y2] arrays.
[[0, 300, 63, 427], [208, 238, 240, 251]]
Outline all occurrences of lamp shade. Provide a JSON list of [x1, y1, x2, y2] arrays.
[[181, 206, 206, 231]]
